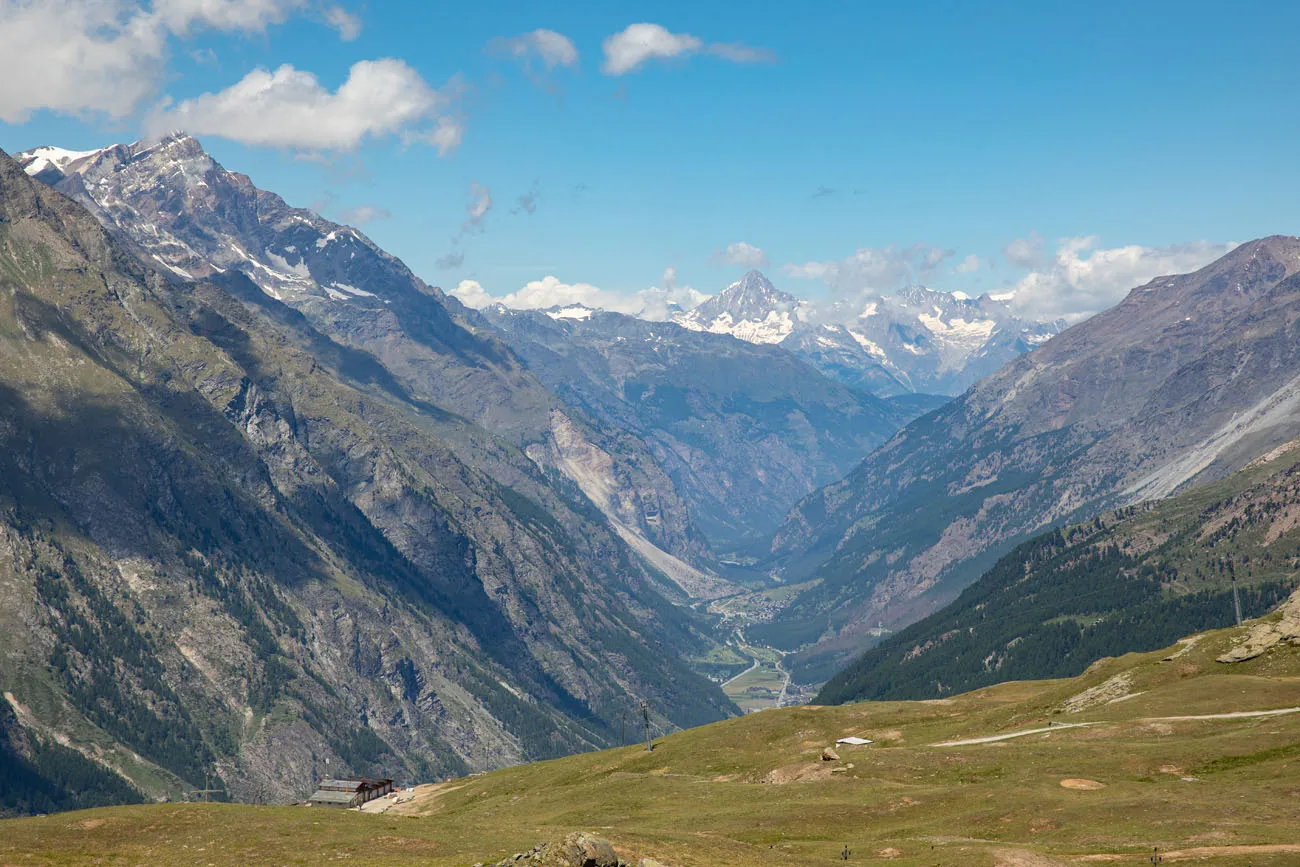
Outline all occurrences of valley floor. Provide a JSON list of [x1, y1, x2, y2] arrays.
[[3, 618, 1299, 866]]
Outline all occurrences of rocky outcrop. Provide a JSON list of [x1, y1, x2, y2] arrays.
[[475, 833, 627, 867], [1218, 589, 1300, 662]]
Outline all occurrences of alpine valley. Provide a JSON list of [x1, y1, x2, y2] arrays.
[[5, 131, 1300, 833]]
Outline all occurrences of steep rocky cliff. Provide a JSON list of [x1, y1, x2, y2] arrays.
[[0, 147, 733, 810]]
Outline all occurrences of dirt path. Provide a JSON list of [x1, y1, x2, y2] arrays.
[[1139, 706, 1300, 722], [932, 723, 1095, 747], [931, 706, 1300, 747]]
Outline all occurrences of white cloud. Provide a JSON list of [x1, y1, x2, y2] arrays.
[[451, 279, 492, 307], [0, 0, 166, 122], [1002, 232, 1044, 269], [151, 0, 304, 35], [0, 0, 366, 124], [601, 23, 772, 75], [147, 59, 460, 151], [452, 274, 710, 321], [418, 115, 466, 157], [711, 241, 770, 268], [323, 5, 361, 40], [954, 253, 983, 274], [783, 243, 953, 292], [1003, 237, 1237, 321], [488, 28, 579, 70]]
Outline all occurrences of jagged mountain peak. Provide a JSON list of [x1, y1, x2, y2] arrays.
[[675, 270, 803, 345], [694, 269, 797, 321]]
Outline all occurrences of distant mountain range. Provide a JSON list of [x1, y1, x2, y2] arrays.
[[480, 304, 943, 547], [758, 235, 1300, 682], [674, 270, 1064, 397]]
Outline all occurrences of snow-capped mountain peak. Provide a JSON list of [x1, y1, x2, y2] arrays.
[[671, 273, 1064, 396], [674, 269, 806, 344], [16, 134, 413, 307]]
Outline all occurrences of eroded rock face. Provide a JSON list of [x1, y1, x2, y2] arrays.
[[0, 146, 733, 809], [1218, 588, 1300, 663]]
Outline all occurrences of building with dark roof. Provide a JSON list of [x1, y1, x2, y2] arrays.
[[306, 778, 393, 808]]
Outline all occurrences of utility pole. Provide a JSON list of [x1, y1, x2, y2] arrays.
[[1232, 576, 1243, 627], [641, 701, 653, 752]]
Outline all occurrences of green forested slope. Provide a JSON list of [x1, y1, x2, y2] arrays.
[[817, 442, 1300, 704]]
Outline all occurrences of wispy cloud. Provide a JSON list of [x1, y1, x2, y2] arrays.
[[487, 28, 579, 72], [601, 23, 774, 76], [512, 183, 540, 215], [337, 204, 390, 226], [783, 243, 954, 292]]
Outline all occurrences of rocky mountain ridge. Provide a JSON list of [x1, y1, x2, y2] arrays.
[[15, 133, 712, 572], [761, 235, 1300, 682], [0, 145, 734, 810]]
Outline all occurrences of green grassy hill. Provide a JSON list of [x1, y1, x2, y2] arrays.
[[3, 602, 1299, 865]]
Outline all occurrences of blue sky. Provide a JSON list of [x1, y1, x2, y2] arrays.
[[2, 0, 1297, 320]]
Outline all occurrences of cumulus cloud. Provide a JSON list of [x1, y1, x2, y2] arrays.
[[337, 204, 389, 225], [954, 254, 984, 274], [601, 23, 773, 75], [488, 28, 579, 71], [147, 59, 461, 152], [1003, 237, 1237, 321], [1002, 231, 1044, 269], [783, 243, 954, 292], [710, 241, 769, 268], [0, 0, 165, 121], [0, 0, 362, 122], [452, 274, 711, 321]]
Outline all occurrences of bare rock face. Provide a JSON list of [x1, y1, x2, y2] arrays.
[[0, 146, 735, 811], [1218, 589, 1300, 663]]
